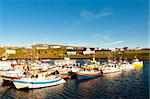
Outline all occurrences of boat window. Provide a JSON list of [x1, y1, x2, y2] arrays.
[[31, 75, 34, 78], [35, 75, 38, 78]]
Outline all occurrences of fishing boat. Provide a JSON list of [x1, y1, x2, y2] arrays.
[[132, 57, 143, 68], [30, 61, 49, 71], [0, 70, 26, 79], [52, 66, 80, 79], [76, 70, 102, 80], [0, 64, 29, 80], [75, 58, 102, 80], [101, 63, 122, 74], [0, 60, 13, 71], [132, 61, 143, 67], [132, 59, 143, 67], [121, 61, 133, 70], [54, 57, 76, 66], [12, 74, 66, 89]]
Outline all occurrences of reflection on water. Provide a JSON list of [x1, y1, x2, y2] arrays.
[[104, 71, 122, 78], [2, 84, 65, 99], [0, 61, 149, 99]]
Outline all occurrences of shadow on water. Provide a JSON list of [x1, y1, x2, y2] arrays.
[[0, 61, 149, 99]]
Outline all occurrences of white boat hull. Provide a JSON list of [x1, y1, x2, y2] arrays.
[[13, 77, 66, 89], [102, 68, 122, 74], [121, 64, 134, 69], [102, 63, 122, 74]]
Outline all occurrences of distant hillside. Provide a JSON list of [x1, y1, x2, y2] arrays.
[[0, 46, 149, 60]]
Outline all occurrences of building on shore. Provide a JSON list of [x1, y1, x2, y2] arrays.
[[0, 44, 149, 60]]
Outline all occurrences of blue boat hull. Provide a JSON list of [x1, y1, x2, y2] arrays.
[[76, 73, 101, 80]]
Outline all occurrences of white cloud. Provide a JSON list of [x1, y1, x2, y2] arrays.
[[80, 9, 94, 19], [65, 40, 91, 47], [101, 40, 123, 46], [78, 7, 112, 24], [94, 12, 111, 19]]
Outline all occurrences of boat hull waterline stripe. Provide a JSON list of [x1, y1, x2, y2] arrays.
[[13, 78, 62, 84]]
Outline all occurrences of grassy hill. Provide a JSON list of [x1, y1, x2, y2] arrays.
[[0, 47, 149, 60]]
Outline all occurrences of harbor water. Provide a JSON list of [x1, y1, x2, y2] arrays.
[[0, 61, 149, 99]]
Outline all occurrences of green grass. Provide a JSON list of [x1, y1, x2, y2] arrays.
[[0, 47, 149, 60]]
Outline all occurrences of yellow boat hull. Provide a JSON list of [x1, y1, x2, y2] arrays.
[[132, 61, 143, 68]]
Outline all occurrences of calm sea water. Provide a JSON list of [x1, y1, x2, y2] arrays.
[[0, 61, 149, 99]]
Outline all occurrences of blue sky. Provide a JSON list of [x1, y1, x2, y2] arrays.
[[0, 0, 149, 48]]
